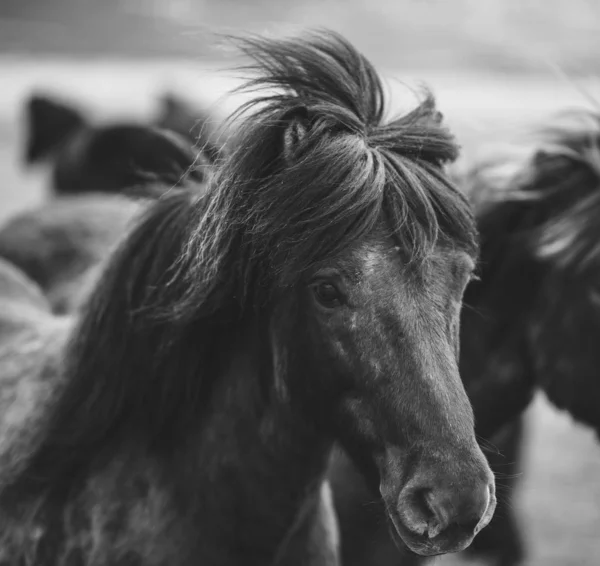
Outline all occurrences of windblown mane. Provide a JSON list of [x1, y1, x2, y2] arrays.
[[22, 31, 478, 487], [170, 30, 477, 313], [463, 109, 600, 273]]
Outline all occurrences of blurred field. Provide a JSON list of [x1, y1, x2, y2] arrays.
[[1, 56, 600, 566]]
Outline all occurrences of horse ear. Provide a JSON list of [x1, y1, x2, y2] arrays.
[[23, 93, 88, 165], [282, 109, 310, 165]]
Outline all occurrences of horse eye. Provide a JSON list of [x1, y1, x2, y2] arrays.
[[313, 282, 343, 308]]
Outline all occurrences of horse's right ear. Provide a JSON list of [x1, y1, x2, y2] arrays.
[[23, 94, 88, 165]]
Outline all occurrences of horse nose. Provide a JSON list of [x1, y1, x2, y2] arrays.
[[396, 476, 495, 552]]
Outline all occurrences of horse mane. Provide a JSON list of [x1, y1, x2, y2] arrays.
[[23, 30, 477, 486], [463, 109, 600, 273]]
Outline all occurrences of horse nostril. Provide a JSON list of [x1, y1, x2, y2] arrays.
[[422, 489, 451, 538], [396, 487, 449, 539]]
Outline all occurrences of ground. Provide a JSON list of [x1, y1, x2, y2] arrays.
[[1, 58, 599, 566]]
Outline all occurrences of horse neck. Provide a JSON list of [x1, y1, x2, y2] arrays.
[[173, 321, 334, 565]]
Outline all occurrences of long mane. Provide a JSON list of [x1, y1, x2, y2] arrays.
[[22, 30, 478, 486]]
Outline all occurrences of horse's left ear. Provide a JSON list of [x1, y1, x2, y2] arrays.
[[282, 108, 310, 165]]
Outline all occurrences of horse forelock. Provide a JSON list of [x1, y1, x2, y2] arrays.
[[171, 30, 476, 316]]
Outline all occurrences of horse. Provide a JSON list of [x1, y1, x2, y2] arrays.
[[462, 108, 600, 437], [0, 30, 496, 564], [328, 108, 600, 566], [3, 114, 208, 313], [456, 108, 600, 565], [22, 93, 208, 195]]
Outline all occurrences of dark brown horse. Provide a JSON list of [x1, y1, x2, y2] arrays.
[[22, 93, 208, 195], [330, 108, 600, 566], [0, 30, 496, 564]]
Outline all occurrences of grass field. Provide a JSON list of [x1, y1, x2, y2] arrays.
[[1, 58, 600, 566]]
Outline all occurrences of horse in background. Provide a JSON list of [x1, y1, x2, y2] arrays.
[[457, 107, 600, 566], [0, 30, 496, 564], [330, 108, 600, 566], [22, 93, 209, 196], [2, 101, 209, 313], [462, 108, 600, 438]]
